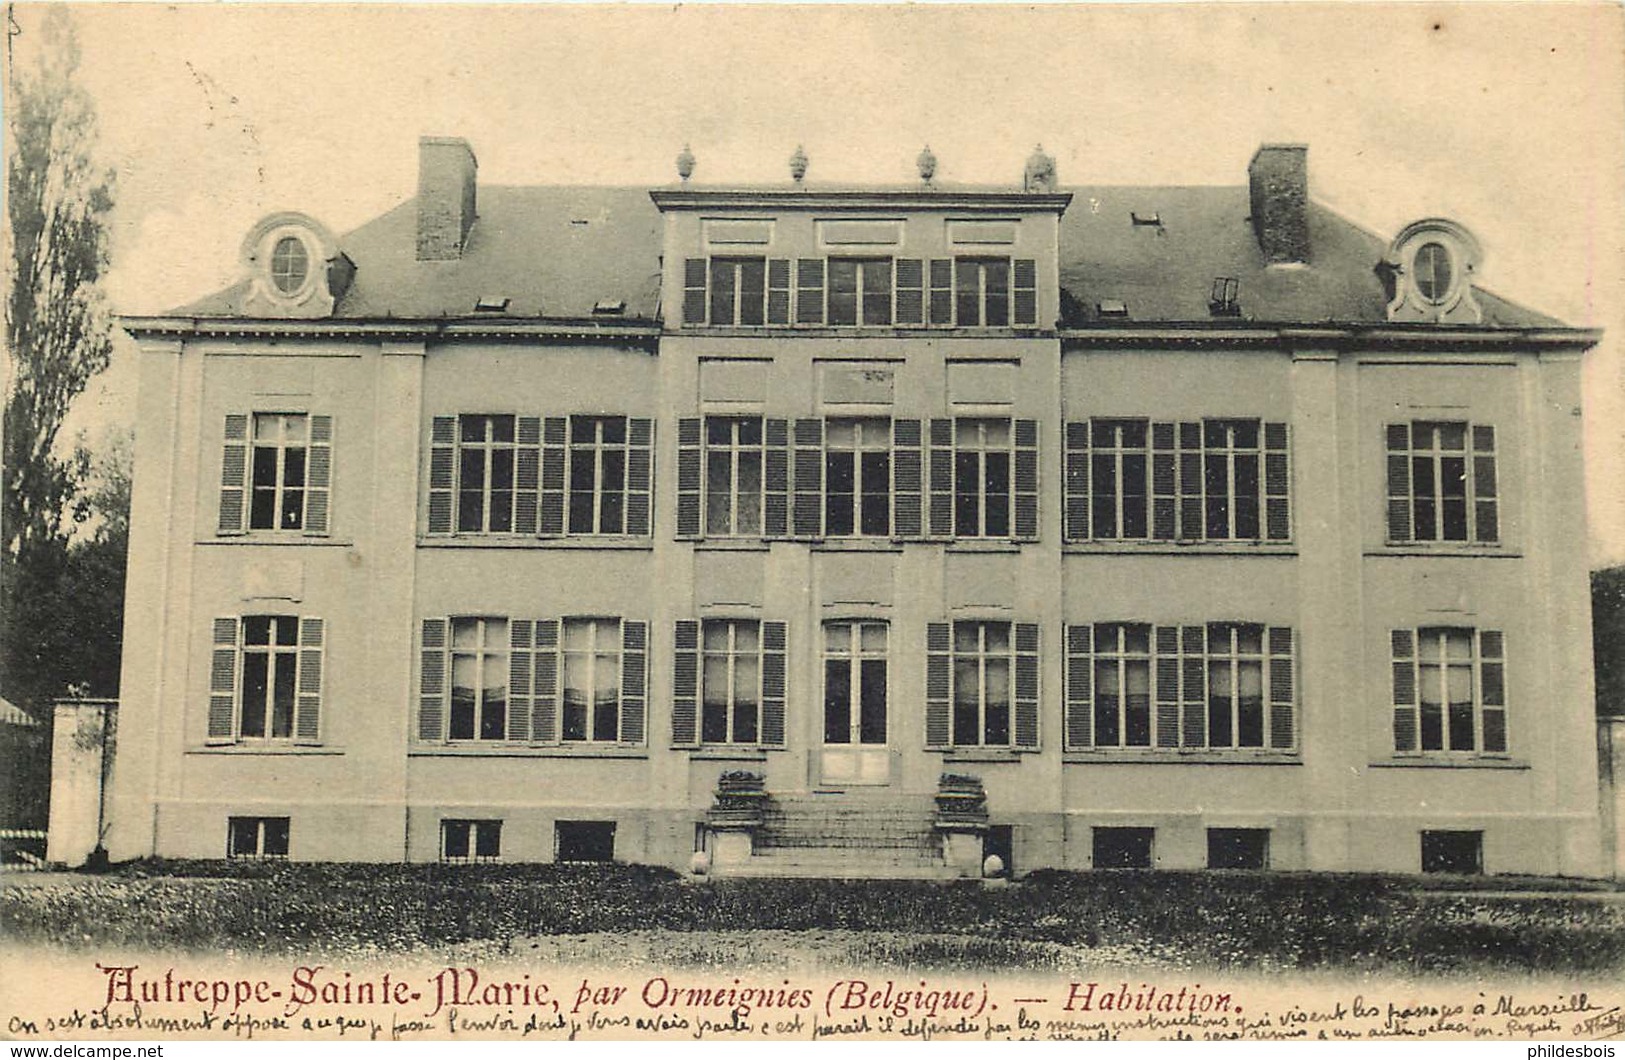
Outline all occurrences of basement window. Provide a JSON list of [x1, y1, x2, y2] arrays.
[[1207, 828, 1270, 870], [556, 820, 616, 863], [1421, 830, 1483, 874], [442, 819, 502, 863], [227, 816, 290, 860], [1092, 826, 1154, 869]]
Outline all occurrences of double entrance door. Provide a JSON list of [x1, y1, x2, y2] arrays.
[[819, 620, 890, 786]]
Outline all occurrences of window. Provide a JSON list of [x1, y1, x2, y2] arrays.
[[955, 258, 1010, 326], [250, 414, 308, 530], [824, 419, 891, 536], [441, 819, 501, 863], [1064, 418, 1289, 543], [709, 257, 767, 326], [828, 258, 893, 326], [457, 415, 518, 533], [562, 618, 622, 742], [926, 621, 1039, 750], [1386, 421, 1498, 544], [219, 414, 332, 536], [672, 619, 786, 747], [450, 617, 508, 741], [704, 416, 766, 536], [1093, 827, 1153, 869], [206, 616, 324, 744], [1391, 628, 1507, 755], [1064, 622, 1295, 752], [228, 816, 289, 859], [1413, 242, 1453, 304], [270, 236, 309, 295], [824, 621, 887, 746], [1207, 829, 1270, 870], [1421, 830, 1483, 874], [952, 419, 1012, 538], [556, 821, 616, 863], [568, 417, 630, 534]]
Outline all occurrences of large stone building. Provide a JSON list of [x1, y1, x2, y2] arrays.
[[106, 137, 1605, 877]]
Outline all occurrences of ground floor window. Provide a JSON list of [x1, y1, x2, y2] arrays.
[[227, 816, 289, 859], [441, 819, 502, 863], [1421, 830, 1483, 874], [1207, 828, 1270, 870], [1092, 826, 1154, 869], [556, 820, 616, 863]]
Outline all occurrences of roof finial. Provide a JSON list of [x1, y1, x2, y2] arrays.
[[916, 144, 938, 184], [1024, 143, 1057, 193], [789, 144, 809, 184], [676, 143, 696, 183]]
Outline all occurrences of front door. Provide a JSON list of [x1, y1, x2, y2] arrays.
[[820, 620, 889, 785]]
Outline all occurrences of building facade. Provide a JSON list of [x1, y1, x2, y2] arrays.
[[107, 138, 1605, 877]]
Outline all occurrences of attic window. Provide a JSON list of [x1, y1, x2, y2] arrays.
[[592, 300, 626, 316], [1209, 278, 1240, 318], [1097, 299, 1129, 319], [474, 297, 510, 313], [1130, 212, 1162, 228], [270, 236, 310, 295]]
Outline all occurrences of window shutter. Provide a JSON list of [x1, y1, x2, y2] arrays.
[[513, 417, 542, 536], [1177, 422, 1202, 541], [767, 259, 791, 325], [676, 417, 702, 539], [207, 617, 239, 742], [892, 419, 924, 539], [1385, 423, 1412, 543], [538, 417, 567, 536], [626, 418, 654, 536], [1264, 422, 1290, 541], [1014, 622, 1041, 749], [295, 617, 324, 743], [928, 259, 953, 326], [1267, 626, 1295, 749], [219, 415, 249, 535], [507, 620, 534, 743], [428, 416, 457, 535], [1013, 259, 1037, 326], [925, 622, 952, 749], [1472, 425, 1499, 543], [1014, 419, 1040, 540], [1151, 421, 1177, 540], [1064, 422, 1090, 541], [1155, 626, 1181, 748], [683, 259, 707, 325], [1065, 624, 1093, 749], [304, 415, 333, 537], [895, 259, 924, 325], [761, 621, 788, 747], [1479, 629, 1507, 753], [672, 620, 700, 746], [765, 418, 791, 538], [621, 619, 648, 745], [1180, 625, 1207, 748], [1390, 629, 1418, 752], [419, 618, 448, 742], [531, 619, 560, 744], [792, 418, 824, 538], [795, 259, 825, 325], [928, 418, 954, 537]]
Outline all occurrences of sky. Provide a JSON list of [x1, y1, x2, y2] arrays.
[[17, 2, 1625, 565]]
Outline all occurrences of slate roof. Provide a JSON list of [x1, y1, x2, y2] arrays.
[[172, 183, 1562, 329]]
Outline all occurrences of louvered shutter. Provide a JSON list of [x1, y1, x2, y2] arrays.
[[531, 619, 560, 744], [1263, 422, 1290, 541], [507, 620, 534, 743], [1267, 626, 1295, 749], [1151, 421, 1178, 540], [1178, 423, 1202, 541], [928, 418, 954, 537], [513, 417, 541, 535], [1391, 629, 1418, 752], [207, 617, 239, 742], [1478, 630, 1507, 753], [304, 415, 333, 537], [1386, 423, 1412, 543], [1155, 626, 1181, 748], [621, 620, 648, 745], [419, 618, 448, 741], [892, 419, 924, 539], [1013, 259, 1037, 326], [672, 620, 700, 746], [427, 416, 457, 535], [928, 260, 953, 325], [676, 417, 703, 539], [683, 259, 707, 325], [1064, 422, 1090, 541], [760, 621, 788, 747], [538, 417, 567, 536], [626, 418, 654, 536], [1014, 419, 1040, 540], [792, 418, 824, 537], [795, 259, 825, 325], [1065, 624, 1093, 749], [925, 622, 952, 749], [1014, 623, 1041, 749], [764, 418, 791, 538], [1472, 425, 1499, 543], [895, 259, 924, 325], [1180, 625, 1207, 748], [295, 617, 324, 742], [219, 415, 249, 535], [767, 259, 791, 325]]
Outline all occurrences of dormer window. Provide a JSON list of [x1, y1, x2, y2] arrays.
[[1383, 218, 1482, 324], [239, 212, 347, 319], [1412, 242, 1453, 304], [270, 236, 311, 296]]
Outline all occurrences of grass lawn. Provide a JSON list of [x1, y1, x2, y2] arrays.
[[4, 860, 1623, 975]]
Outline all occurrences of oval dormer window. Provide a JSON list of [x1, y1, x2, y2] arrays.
[[1413, 241, 1453, 304], [270, 235, 310, 296]]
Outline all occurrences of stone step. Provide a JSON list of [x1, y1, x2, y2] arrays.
[[717, 851, 962, 881]]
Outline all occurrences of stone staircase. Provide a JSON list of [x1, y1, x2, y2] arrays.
[[716, 793, 961, 879]]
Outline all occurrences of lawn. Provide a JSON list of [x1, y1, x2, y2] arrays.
[[4, 860, 1623, 976]]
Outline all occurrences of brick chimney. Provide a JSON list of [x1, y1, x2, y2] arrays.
[[1247, 144, 1309, 265], [416, 136, 478, 261]]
